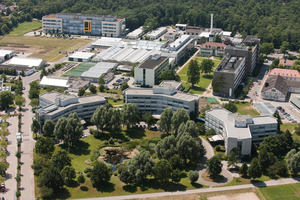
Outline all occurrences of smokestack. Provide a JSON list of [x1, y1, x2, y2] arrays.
[[210, 14, 213, 33]]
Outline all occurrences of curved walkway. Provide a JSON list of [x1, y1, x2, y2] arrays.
[[196, 137, 233, 187]]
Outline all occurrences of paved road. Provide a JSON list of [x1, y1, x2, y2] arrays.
[[196, 137, 233, 187], [73, 177, 300, 200]]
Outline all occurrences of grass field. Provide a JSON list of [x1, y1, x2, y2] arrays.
[[178, 58, 220, 94], [234, 102, 260, 116], [0, 36, 91, 62], [281, 123, 298, 133], [220, 175, 271, 187], [259, 183, 300, 200], [107, 99, 124, 106], [8, 21, 42, 37]]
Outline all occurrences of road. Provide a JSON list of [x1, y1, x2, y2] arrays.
[[74, 176, 300, 200], [196, 137, 233, 187]]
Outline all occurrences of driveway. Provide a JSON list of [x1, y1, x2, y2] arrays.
[[196, 137, 233, 187]]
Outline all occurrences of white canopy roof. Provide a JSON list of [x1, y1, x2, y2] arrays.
[[40, 76, 70, 88]]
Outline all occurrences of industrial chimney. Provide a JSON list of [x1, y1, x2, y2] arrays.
[[210, 14, 213, 33]]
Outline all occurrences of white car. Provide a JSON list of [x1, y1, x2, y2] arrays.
[[81, 134, 87, 138]]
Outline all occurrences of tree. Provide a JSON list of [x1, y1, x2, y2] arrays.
[[171, 108, 188, 134], [286, 149, 300, 175], [98, 76, 105, 85], [196, 122, 205, 135], [213, 34, 222, 43], [89, 84, 97, 94], [188, 170, 199, 183], [106, 108, 121, 135], [280, 41, 290, 59], [158, 70, 180, 82], [258, 147, 277, 172], [219, 53, 224, 60], [54, 117, 67, 140], [171, 168, 181, 183], [154, 160, 172, 184], [40, 166, 64, 193], [39, 186, 54, 198], [206, 156, 223, 177], [78, 87, 85, 96], [223, 101, 238, 113], [91, 106, 107, 133], [0, 91, 13, 109], [187, 59, 200, 87], [260, 43, 274, 55], [239, 162, 248, 177], [157, 107, 173, 134], [206, 128, 216, 137], [248, 157, 262, 180], [15, 95, 26, 111], [29, 98, 39, 108], [120, 82, 129, 91], [31, 118, 40, 140], [169, 154, 183, 170], [1, 73, 6, 82], [99, 84, 105, 92], [29, 80, 40, 99], [77, 174, 85, 184], [200, 59, 214, 74], [61, 166, 76, 184], [199, 36, 207, 44], [35, 137, 54, 156], [142, 113, 156, 128], [43, 120, 55, 137], [51, 149, 71, 171], [21, 70, 25, 77], [227, 148, 237, 168], [90, 161, 112, 186], [223, 38, 233, 46], [273, 110, 282, 131], [119, 150, 154, 184]]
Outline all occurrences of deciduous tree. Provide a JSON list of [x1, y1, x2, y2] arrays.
[[200, 59, 214, 74], [35, 137, 54, 156], [206, 156, 223, 177], [286, 149, 300, 175], [98, 76, 105, 85], [260, 43, 274, 55], [157, 107, 173, 134], [171, 108, 188, 134], [187, 59, 200, 87], [61, 166, 76, 184], [142, 113, 156, 129], [43, 120, 55, 137], [89, 84, 97, 94], [0, 91, 13, 109], [213, 34, 222, 43], [154, 159, 172, 184], [121, 103, 140, 129], [31, 118, 40, 139], [223, 101, 238, 113], [91, 106, 107, 133], [239, 162, 248, 177], [40, 166, 64, 193], [51, 149, 71, 171], [248, 157, 262, 179], [158, 70, 180, 82], [188, 170, 199, 183], [78, 87, 85, 96], [90, 161, 112, 186]]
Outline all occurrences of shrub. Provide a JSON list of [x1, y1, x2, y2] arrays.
[[77, 174, 85, 184], [15, 151, 21, 159], [113, 172, 118, 176], [91, 150, 100, 161], [215, 145, 221, 151], [188, 170, 199, 183], [84, 167, 92, 174], [240, 96, 245, 100], [16, 190, 21, 197], [108, 137, 114, 144], [15, 174, 21, 182]]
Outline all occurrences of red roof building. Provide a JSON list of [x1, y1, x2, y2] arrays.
[[268, 68, 300, 82]]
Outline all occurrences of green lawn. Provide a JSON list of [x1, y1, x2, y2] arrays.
[[281, 123, 298, 133], [178, 58, 220, 93], [8, 21, 42, 37], [219, 175, 271, 187], [107, 99, 124, 106], [259, 183, 300, 200], [234, 102, 260, 116]]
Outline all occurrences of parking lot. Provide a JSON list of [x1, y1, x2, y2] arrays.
[[106, 74, 134, 89]]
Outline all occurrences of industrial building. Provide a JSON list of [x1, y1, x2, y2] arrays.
[[134, 54, 169, 87], [0, 64, 35, 76], [0, 50, 16, 63], [42, 13, 126, 37], [9, 57, 46, 69], [124, 81, 199, 117], [200, 42, 226, 56], [205, 108, 278, 156], [40, 76, 71, 89], [213, 55, 246, 97], [36, 92, 106, 124], [146, 27, 167, 40], [80, 62, 117, 83], [68, 80, 90, 92], [291, 95, 300, 115], [163, 29, 180, 41], [126, 26, 144, 39], [69, 52, 96, 62]]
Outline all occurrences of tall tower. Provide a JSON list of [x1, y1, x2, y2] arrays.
[[210, 14, 213, 33]]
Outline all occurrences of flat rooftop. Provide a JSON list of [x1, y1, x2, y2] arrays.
[[0, 64, 33, 71], [136, 55, 168, 69], [69, 52, 95, 59], [215, 56, 245, 73], [291, 96, 300, 107], [125, 88, 198, 101], [70, 80, 90, 89], [252, 116, 277, 125], [160, 80, 182, 90], [40, 76, 70, 88], [9, 57, 44, 67]]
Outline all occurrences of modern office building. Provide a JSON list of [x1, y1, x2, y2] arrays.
[[225, 35, 260, 75], [200, 42, 226, 56], [212, 55, 246, 97], [36, 92, 106, 124], [205, 108, 278, 155], [42, 13, 126, 37], [124, 81, 199, 117], [146, 27, 167, 40], [134, 54, 169, 87]]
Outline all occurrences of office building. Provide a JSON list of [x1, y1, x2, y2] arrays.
[[163, 30, 180, 42], [124, 81, 199, 117], [127, 26, 144, 39], [146, 27, 167, 40], [200, 42, 226, 56], [225, 35, 260, 75], [36, 92, 106, 124], [185, 26, 201, 38], [290, 95, 300, 115], [268, 68, 300, 82], [42, 13, 126, 37], [212, 55, 246, 97], [134, 54, 169, 87], [205, 108, 277, 155]]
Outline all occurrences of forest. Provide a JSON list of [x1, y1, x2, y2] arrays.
[[0, 0, 299, 51]]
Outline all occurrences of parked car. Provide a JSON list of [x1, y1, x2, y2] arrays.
[[292, 120, 298, 123], [277, 106, 282, 110], [119, 82, 123, 85], [116, 79, 122, 82], [280, 109, 285, 113], [121, 77, 124, 80], [4, 138, 7, 142], [81, 134, 87, 138], [143, 125, 146, 129], [283, 112, 288, 115], [22, 87, 25, 90]]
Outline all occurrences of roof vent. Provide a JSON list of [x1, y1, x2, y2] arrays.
[[152, 54, 161, 60]]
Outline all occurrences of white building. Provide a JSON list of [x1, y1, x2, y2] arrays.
[[146, 27, 167, 40], [127, 26, 144, 39], [36, 92, 106, 123], [163, 30, 180, 42], [200, 42, 226, 56], [124, 81, 199, 116], [69, 52, 96, 62], [0, 50, 16, 63], [9, 57, 46, 69], [290, 95, 300, 115], [80, 62, 117, 83], [134, 54, 169, 87], [205, 108, 278, 156], [261, 75, 289, 102], [40, 76, 71, 89]]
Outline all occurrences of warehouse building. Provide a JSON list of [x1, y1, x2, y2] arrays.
[[68, 80, 90, 92], [42, 13, 126, 37], [290, 95, 300, 115], [80, 62, 117, 83], [0, 50, 16, 63], [134, 54, 169, 87], [146, 27, 167, 40], [205, 108, 278, 156], [0, 64, 35, 76], [36, 92, 106, 124], [126, 26, 144, 39], [124, 81, 199, 117], [9, 57, 46, 69], [40, 76, 71, 89], [69, 52, 96, 62]]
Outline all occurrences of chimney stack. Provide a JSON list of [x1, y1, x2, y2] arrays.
[[210, 14, 213, 33]]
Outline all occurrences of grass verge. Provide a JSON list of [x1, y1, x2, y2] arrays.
[[8, 21, 42, 36], [259, 183, 300, 200]]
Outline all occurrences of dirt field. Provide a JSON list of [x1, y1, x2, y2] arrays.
[[208, 192, 260, 200], [0, 36, 91, 62]]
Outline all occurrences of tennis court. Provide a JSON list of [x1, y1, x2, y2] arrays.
[[206, 97, 219, 104], [64, 62, 96, 77]]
